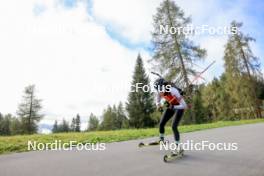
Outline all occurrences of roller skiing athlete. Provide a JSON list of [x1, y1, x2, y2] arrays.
[[153, 78, 188, 162], [138, 77, 188, 161], [139, 63, 215, 162]]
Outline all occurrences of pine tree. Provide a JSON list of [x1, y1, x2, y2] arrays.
[[10, 117, 22, 135], [0, 113, 11, 135], [100, 106, 116, 130], [126, 54, 155, 128], [256, 78, 264, 100], [0, 113, 3, 135], [52, 120, 58, 133], [232, 21, 262, 118], [202, 79, 219, 121], [99, 103, 128, 130], [61, 119, 70, 132], [223, 39, 242, 119], [151, 0, 206, 123], [202, 76, 232, 121], [17, 85, 43, 134], [70, 118, 76, 132], [75, 114, 81, 132], [87, 113, 99, 131], [218, 75, 233, 120], [224, 21, 262, 119], [116, 102, 128, 129], [191, 87, 207, 124]]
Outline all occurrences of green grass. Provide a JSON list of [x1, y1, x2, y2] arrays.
[[0, 119, 263, 155]]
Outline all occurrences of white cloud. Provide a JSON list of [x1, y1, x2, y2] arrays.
[[0, 0, 152, 126], [92, 0, 163, 44]]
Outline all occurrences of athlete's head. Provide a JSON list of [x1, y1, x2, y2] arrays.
[[154, 78, 171, 93]]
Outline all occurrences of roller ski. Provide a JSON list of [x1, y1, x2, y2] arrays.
[[163, 148, 184, 162], [138, 138, 168, 148]]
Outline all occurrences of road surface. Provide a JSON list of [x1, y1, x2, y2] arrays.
[[1, 123, 264, 176]]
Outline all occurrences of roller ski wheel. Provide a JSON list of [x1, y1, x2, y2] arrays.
[[163, 149, 184, 162], [138, 142, 145, 147]]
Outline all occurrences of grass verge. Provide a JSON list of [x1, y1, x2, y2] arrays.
[[0, 119, 263, 155]]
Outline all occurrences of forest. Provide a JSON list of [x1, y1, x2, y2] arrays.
[[0, 0, 263, 136]]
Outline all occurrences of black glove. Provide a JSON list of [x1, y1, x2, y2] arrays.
[[158, 106, 163, 113], [164, 101, 170, 108]]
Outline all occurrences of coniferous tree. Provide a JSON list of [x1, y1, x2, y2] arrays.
[[99, 103, 129, 130], [52, 120, 58, 133], [61, 119, 70, 132], [151, 0, 206, 123], [117, 102, 128, 129], [191, 87, 207, 124], [0, 113, 3, 135], [53, 119, 70, 133], [256, 78, 264, 100], [224, 21, 262, 119], [0, 114, 23, 135], [10, 117, 22, 135], [0, 113, 11, 135], [216, 75, 233, 120], [202, 77, 231, 121], [126, 54, 155, 128], [87, 113, 99, 131], [17, 85, 43, 134], [70, 118, 76, 132], [100, 106, 116, 130], [75, 114, 81, 132], [202, 79, 219, 121]]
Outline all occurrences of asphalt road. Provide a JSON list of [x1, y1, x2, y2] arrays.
[[1, 123, 264, 176]]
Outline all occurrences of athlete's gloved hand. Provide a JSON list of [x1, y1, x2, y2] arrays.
[[164, 101, 170, 108], [157, 106, 163, 113]]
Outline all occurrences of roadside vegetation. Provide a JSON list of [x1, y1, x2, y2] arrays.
[[0, 119, 263, 155]]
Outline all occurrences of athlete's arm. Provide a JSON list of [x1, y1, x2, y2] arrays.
[[170, 87, 187, 110], [156, 93, 161, 107]]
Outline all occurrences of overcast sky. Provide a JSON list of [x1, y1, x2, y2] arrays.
[[0, 0, 263, 132]]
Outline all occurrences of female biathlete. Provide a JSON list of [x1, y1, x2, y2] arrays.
[[154, 78, 187, 154]]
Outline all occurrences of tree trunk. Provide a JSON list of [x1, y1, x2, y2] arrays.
[[165, 0, 193, 122], [29, 92, 33, 133]]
